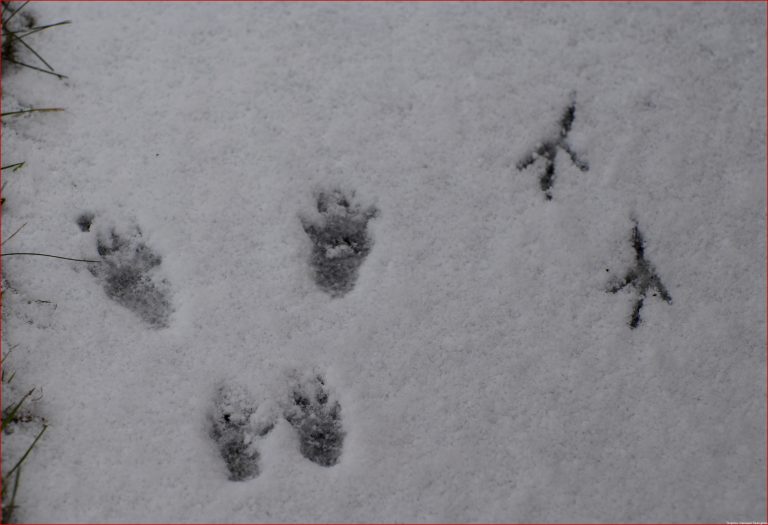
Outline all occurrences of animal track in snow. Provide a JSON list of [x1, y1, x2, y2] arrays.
[[209, 383, 276, 481], [283, 371, 344, 467], [76, 212, 94, 232], [301, 189, 378, 297], [606, 220, 672, 328], [83, 218, 173, 328], [516, 97, 589, 200]]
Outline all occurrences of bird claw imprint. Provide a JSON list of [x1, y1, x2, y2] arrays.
[[283, 371, 344, 467], [301, 189, 378, 297], [209, 383, 276, 481], [606, 220, 672, 328], [516, 97, 589, 200], [85, 220, 173, 328]]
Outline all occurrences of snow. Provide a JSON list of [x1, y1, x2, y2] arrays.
[[2, 2, 765, 522]]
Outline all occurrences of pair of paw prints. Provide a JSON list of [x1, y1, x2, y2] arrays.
[[76, 187, 378, 326], [210, 371, 344, 481], [77, 213, 173, 328], [206, 191, 364, 481]]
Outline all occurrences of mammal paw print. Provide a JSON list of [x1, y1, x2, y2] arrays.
[[301, 189, 378, 297]]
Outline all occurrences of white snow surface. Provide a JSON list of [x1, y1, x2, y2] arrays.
[[1, 2, 765, 523]]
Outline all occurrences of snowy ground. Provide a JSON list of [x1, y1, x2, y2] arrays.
[[2, 2, 765, 523]]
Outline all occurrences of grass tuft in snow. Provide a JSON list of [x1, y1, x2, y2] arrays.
[[1, 3, 70, 521], [0, 350, 48, 525], [1, 1, 70, 79]]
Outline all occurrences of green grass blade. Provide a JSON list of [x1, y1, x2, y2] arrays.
[[3, 424, 47, 482], [15, 20, 71, 38], [1, 389, 34, 431], [2, 463, 22, 523], [1, 107, 63, 117], [2, 222, 27, 245], [2, 58, 67, 79], [1, 162, 25, 171], [1, 345, 19, 365], [1, 252, 101, 263]]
